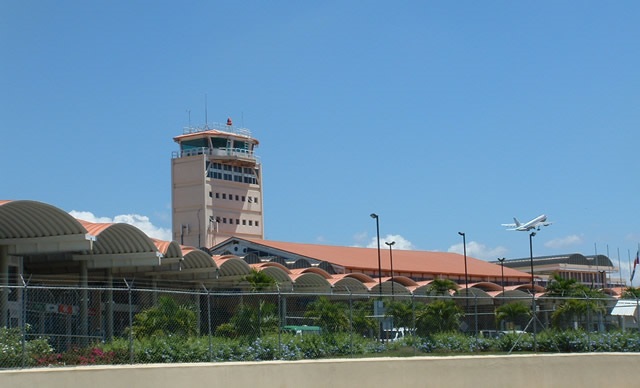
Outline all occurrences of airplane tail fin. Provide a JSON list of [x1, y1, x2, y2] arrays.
[[513, 217, 521, 227]]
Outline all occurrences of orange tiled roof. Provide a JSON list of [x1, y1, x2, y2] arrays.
[[245, 239, 531, 280]]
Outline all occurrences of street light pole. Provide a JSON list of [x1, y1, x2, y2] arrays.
[[458, 232, 469, 331], [529, 231, 537, 352], [370, 213, 383, 342], [385, 241, 396, 299], [497, 257, 506, 295], [370, 213, 382, 295]]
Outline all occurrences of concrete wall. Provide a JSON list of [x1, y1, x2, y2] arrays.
[[1, 354, 636, 388]]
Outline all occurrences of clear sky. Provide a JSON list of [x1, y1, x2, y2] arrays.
[[2, 2, 639, 283]]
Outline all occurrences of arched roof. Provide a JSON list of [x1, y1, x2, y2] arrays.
[[371, 281, 411, 296], [152, 239, 182, 259], [330, 277, 370, 294], [0, 200, 93, 255], [341, 273, 376, 283], [257, 266, 293, 285], [0, 200, 88, 239], [80, 221, 157, 255], [469, 282, 503, 292], [290, 267, 332, 279], [387, 276, 418, 287], [216, 256, 251, 276], [183, 250, 218, 270], [290, 272, 332, 292], [253, 261, 291, 273]]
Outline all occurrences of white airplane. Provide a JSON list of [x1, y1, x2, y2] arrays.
[[502, 214, 552, 231]]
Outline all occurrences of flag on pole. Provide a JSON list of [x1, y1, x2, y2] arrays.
[[630, 250, 640, 282]]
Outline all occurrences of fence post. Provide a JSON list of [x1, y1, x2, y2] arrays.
[[20, 275, 28, 368], [277, 284, 281, 359], [124, 278, 134, 364], [347, 287, 353, 358], [201, 284, 213, 362]]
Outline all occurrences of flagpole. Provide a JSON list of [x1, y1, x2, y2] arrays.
[[618, 247, 624, 287], [628, 249, 632, 286]]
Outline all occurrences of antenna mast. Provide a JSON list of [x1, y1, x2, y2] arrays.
[[204, 94, 208, 127]]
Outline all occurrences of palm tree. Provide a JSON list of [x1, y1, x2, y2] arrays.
[[385, 300, 414, 331], [425, 278, 459, 296], [242, 268, 277, 291], [304, 297, 349, 333], [545, 273, 607, 330], [495, 302, 530, 331], [415, 300, 463, 335], [621, 286, 640, 299], [132, 296, 197, 338], [351, 300, 378, 336]]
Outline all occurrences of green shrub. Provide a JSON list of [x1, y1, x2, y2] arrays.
[[0, 327, 53, 368]]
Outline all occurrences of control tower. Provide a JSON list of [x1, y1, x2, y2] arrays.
[[171, 119, 263, 248]]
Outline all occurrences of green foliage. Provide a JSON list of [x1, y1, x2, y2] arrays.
[[425, 278, 459, 296], [621, 286, 640, 299], [132, 296, 197, 338], [242, 268, 277, 291], [227, 301, 279, 340], [415, 300, 463, 335], [304, 297, 349, 333], [495, 302, 531, 328], [551, 298, 605, 330], [545, 273, 608, 330], [0, 327, 53, 368], [385, 300, 414, 329], [351, 300, 377, 336]]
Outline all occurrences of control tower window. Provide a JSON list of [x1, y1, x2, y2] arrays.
[[233, 140, 248, 149], [211, 137, 228, 149], [180, 138, 208, 151]]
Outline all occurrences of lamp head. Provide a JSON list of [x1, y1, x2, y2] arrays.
[[370, 213, 378, 219], [497, 257, 505, 263], [458, 232, 465, 237], [385, 241, 395, 247], [530, 231, 536, 237]]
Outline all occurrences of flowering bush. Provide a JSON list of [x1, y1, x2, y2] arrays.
[[0, 327, 52, 368]]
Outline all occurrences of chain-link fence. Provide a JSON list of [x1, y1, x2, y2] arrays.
[[1, 282, 638, 369]]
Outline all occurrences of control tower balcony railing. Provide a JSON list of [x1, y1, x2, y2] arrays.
[[172, 147, 259, 164]]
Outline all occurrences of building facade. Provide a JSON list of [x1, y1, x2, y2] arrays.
[[171, 120, 264, 248]]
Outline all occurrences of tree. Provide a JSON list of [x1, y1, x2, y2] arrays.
[[351, 300, 377, 336], [621, 286, 640, 299], [304, 297, 349, 333], [229, 300, 279, 339], [425, 278, 459, 296], [385, 300, 414, 329], [242, 268, 277, 291], [545, 274, 607, 330], [132, 296, 197, 338], [495, 302, 530, 330], [415, 300, 463, 335]]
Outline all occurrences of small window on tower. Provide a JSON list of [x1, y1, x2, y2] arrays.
[[223, 218, 227, 224], [209, 192, 212, 198], [222, 193, 226, 199], [255, 221, 259, 227], [216, 193, 220, 199], [242, 220, 246, 225], [249, 220, 253, 226]]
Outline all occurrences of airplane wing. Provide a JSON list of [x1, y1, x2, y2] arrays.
[[501, 223, 517, 228]]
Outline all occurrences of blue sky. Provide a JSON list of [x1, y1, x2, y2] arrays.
[[2, 2, 640, 283]]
